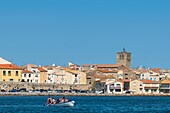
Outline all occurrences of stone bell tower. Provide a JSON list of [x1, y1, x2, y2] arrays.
[[116, 48, 132, 68]]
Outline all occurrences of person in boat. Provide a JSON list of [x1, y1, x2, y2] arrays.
[[47, 95, 53, 104], [56, 97, 60, 104], [59, 97, 65, 103], [62, 97, 65, 103], [52, 98, 56, 104], [65, 97, 69, 102]]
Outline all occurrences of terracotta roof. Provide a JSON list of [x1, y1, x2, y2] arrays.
[[38, 67, 47, 72], [0, 64, 21, 70], [66, 71, 78, 75], [94, 75, 115, 79], [21, 65, 27, 69], [140, 80, 159, 84], [22, 70, 33, 73], [152, 68, 161, 73], [161, 80, 170, 84], [97, 64, 123, 68], [97, 69, 118, 73]]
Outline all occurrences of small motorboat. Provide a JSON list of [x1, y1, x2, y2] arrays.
[[47, 101, 75, 107]]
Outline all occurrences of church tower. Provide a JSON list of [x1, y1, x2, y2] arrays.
[[116, 48, 131, 68]]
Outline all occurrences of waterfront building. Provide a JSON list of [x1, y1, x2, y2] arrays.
[[26, 64, 40, 83], [94, 75, 116, 93], [141, 80, 159, 94], [43, 66, 57, 84], [65, 68, 87, 85], [116, 48, 131, 69], [0, 64, 22, 82], [38, 67, 48, 83], [160, 80, 170, 93], [21, 70, 34, 83], [130, 79, 159, 94], [106, 80, 123, 94], [130, 80, 144, 94], [54, 67, 66, 84]]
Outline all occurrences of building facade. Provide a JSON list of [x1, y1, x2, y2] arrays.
[[0, 64, 22, 82]]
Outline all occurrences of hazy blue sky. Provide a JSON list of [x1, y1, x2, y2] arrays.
[[0, 0, 170, 68]]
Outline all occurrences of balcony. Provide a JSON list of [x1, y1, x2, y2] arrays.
[[160, 85, 170, 89]]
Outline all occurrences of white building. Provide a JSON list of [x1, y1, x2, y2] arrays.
[[25, 64, 40, 83], [140, 72, 160, 81], [106, 81, 123, 94], [22, 70, 34, 83]]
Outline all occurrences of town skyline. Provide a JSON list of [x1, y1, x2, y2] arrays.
[[0, 0, 170, 68]]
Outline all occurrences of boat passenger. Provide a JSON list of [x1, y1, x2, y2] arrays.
[[56, 97, 60, 104], [59, 97, 65, 103], [47, 96, 53, 104], [65, 98, 69, 102], [52, 98, 56, 104], [62, 97, 65, 103]]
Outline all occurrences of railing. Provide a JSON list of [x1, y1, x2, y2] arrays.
[[160, 86, 170, 89]]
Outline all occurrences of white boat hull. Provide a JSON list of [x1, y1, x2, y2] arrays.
[[47, 101, 75, 107]]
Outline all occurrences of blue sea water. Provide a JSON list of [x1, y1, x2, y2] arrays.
[[0, 96, 170, 113]]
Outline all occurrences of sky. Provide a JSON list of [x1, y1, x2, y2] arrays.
[[0, 0, 170, 68]]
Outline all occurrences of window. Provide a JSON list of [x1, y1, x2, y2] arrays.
[[9, 79, 14, 82], [145, 89, 149, 92], [142, 78, 144, 80], [18, 79, 20, 82], [75, 74, 77, 77], [24, 74, 26, 77], [142, 74, 144, 77], [150, 78, 152, 80], [125, 73, 128, 76], [3, 71, 6, 76], [8, 71, 11, 76], [154, 78, 156, 81], [16, 71, 18, 76], [29, 74, 31, 77], [154, 89, 157, 92], [3, 79, 5, 81]]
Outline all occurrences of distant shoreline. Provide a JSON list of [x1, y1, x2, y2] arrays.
[[0, 92, 170, 97]]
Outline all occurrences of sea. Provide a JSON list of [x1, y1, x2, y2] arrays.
[[0, 96, 170, 113]]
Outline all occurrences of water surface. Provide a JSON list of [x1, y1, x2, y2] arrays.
[[0, 96, 169, 113]]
